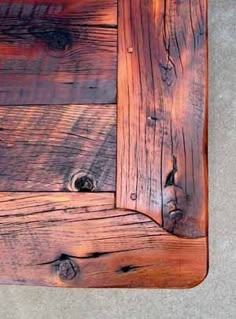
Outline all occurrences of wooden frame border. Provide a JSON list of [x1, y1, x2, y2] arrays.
[[0, 0, 208, 288], [117, 0, 208, 239]]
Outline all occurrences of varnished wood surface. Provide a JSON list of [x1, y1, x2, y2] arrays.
[[0, 105, 116, 191], [0, 0, 117, 105], [0, 193, 207, 288], [0, 0, 208, 288], [117, 0, 208, 237]]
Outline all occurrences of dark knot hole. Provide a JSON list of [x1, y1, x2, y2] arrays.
[[74, 176, 94, 192], [29, 26, 73, 51]]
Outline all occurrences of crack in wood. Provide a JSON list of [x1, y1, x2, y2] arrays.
[[165, 156, 178, 187], [116, 265, 140, 273]]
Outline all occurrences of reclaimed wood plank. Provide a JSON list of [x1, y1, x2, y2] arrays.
[[0, 192, 207, 288], [0, 105, 116, 191], [0, 0, 117, 105], [117, 0, 208, 237], [0, 0, 117, 25], [0, 0, 209, 289]]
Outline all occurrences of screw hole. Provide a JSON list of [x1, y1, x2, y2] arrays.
[[130, 193, 137, 200]]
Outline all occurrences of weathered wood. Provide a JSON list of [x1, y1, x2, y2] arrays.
[[0, 105, 116, 191], [0, 0, 208, 288], [117, 0, 208, 237], [0, 0, 117, 25], [0, 193, 207, 288], [0, 0, 117, 105]]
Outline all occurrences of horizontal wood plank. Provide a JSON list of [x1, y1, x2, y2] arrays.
[[0, 105, 116, 191], [0, 0, 117, 25], [117, 0, 208, 237], [0, 193, 207, 288], [0, 0, 117, 105]]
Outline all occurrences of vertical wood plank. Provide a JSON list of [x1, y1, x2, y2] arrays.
[[117, 0, 208, 237]]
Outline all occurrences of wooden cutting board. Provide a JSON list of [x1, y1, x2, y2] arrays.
[[0, 0, 208, 288]]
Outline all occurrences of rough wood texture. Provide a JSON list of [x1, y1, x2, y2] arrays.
[[0, 0, 117, 105], [0, 105, 116, 191], [0, 193, 207, 288], [117, 0, 208, 237], [0, 0, 208, 288]]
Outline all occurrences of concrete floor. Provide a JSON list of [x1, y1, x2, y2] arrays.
[[0, 1, 235, 318]]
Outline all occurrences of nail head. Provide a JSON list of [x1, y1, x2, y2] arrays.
[[130, 193, 137, 200]]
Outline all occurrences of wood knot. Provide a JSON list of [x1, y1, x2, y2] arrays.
[[69, 171, 96, 192], [29, 26, 73, 50], [169, 210, 184, 221], [74, 176, 94, 192], [58, 259, 79, 281]]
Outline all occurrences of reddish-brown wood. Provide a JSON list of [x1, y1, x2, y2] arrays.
[[0, 193, 207, 288], [0, 0, 208, 288], [0, 0, 117, 105], [117, 0, 208, 238], [0, 105, 116, 191]]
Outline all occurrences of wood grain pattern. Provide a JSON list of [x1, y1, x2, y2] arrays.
[[0, 0, 208, 288], [0, 105, 116, 191], [0, 193, 207, 288], [0, 0, 117, 105], [117, 0, 208, 237]]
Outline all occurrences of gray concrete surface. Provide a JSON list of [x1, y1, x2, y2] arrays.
[[0, 1, 235, 318]]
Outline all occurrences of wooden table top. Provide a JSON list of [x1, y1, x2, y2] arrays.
[[0, 0, 208, 288]]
